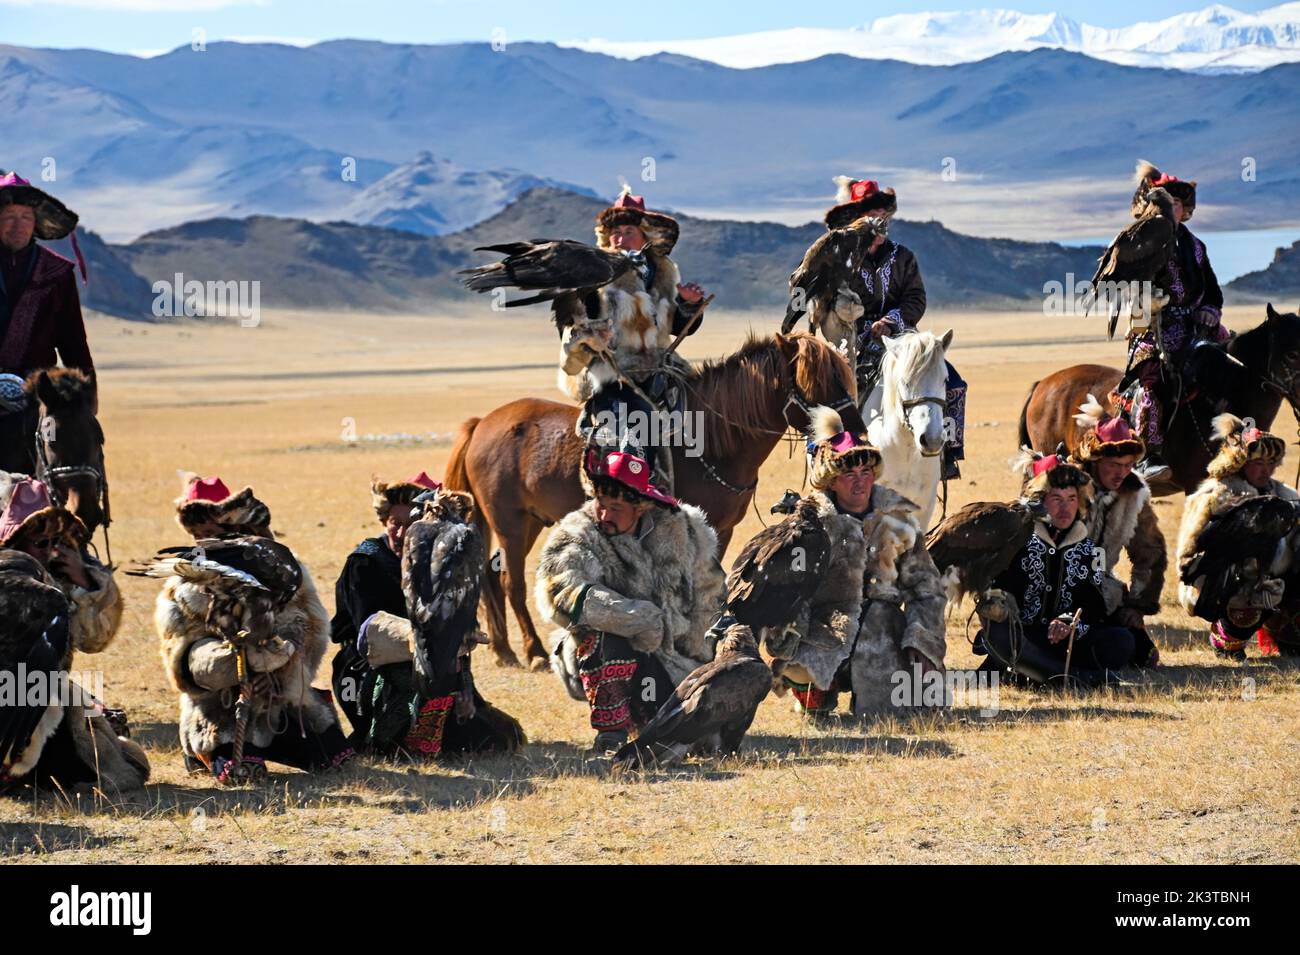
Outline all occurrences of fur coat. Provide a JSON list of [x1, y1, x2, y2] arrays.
[[1176, 473, 1299, 614], [1083, 471, 1167, 616], [558, 247, 696, 400], [2, 692, 149, 795], [764, 487, 948, 717], [157, 562, 336, 759], [61, 557, 123, 655], [535, 500, 725, 691]]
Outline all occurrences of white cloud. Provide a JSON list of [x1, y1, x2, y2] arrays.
[[0, 0, 267, 11]]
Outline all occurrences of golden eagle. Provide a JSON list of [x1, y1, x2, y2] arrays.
[[1090, 186, 1180, 338], [0, 550, 71, 778], [400, 490, 485, 700], [613, 622, 770, 767], [781, 224, 873, 335], [459, 239, 635, 331], [726, 496, 830, 629], [135, 536, 303, 641], [927, 500, 1044, 601], [1181, 495, 1300, 621]]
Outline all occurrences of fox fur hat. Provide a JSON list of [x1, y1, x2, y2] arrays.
[[1015, 444, 1094, 517], [1206, 414, 1287, 479], [174, 473, 273, 538], [371, 471, 442, 522], [1133, 160, 1196, 219], [594, 185, 680, 255], [806, 406, 883, 491], [824, 176, 898, 230], [1072, 393, 1145, 462]]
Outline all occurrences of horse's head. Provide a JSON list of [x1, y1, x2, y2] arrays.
[[880, 329, 953, 457], [26, 368, 108, 533], [1263, 303, 1300, 407], [774, 331, 865, 434]]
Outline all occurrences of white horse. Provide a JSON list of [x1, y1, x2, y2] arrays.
[[862, 329, 954, 528]]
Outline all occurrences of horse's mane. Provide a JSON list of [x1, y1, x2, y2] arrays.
[[24, 367, 95, 409], [689, 332, 853, 458], [880, 332, 947, 418]]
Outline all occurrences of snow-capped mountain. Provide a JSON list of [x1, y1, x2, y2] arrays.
[[566, 3, 1300, 73], [342, 152, 597, 236]]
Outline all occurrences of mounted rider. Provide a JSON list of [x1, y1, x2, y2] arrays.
[[562, 187, 709, 491], [785, 177, 967, 479], [1120, 161, 1225, 486], [0, 173, 95, 461]]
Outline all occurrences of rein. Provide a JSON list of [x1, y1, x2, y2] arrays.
[[32, 416, 113, 566]]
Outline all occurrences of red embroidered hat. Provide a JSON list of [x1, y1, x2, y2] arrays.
[[406, 471, 443, 492], [0, 472, 85, 546], [1016, 444, 1094, 515], [184, 475, 232, 504], [595, 185, 680, 254], [584, 448, 679, 508], [825, 175, 898, 230], [1072, 394, 1145, 463]]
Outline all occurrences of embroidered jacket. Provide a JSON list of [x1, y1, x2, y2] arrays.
[[991, 519, 1108, 637]]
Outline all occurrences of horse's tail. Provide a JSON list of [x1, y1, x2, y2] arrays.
[[444, 416, 508, 644], [1017, 381, 1039, 450], [444, 416, 478, 495]]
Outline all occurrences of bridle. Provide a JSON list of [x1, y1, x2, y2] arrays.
[[897, 394, 948, 458], [32, 415, 113, 565]]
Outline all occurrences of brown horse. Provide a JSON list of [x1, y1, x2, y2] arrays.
[[0, 368, 110, 539], [445, 331, 861, 667], [1020, 303, 1300, 495]]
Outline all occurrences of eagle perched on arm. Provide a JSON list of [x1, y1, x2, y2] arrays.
[[0, 550, 72, 780], [1181, 495, 1300, 621], [782, 226, 872, 335], [927, 500, 1044, 604], [400, 490, 485, 701], [459, 239, 635, 333], [1090, 182, 1180, 339], [136, 536, 304, 642], [725, 496, 830, 630]]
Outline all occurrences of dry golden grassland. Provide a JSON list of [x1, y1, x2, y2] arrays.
[[3, 303, 1298, 864]]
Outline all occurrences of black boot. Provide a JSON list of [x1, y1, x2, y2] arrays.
[[1134, 449, 1172, 487]]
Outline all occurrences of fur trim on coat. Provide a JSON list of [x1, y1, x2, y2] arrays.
[[557, 248, 683, 400], [1084, 470, 1166, 616], [765, 486, 947, 715], [157, 561, 336, 759], [62, 558, 123, 654], [762, 490, 868, 690], [1176, 474, 1299, 614], [535, 499, 725, 689]]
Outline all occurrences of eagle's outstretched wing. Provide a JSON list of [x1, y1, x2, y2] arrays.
[[459, 239, 634, 327], [927, 500, 1040, 601], [1182, 495, 1300, 621], [138, 536, 302, 606], [401, 495, 484, 700], [0, 551, 72, 775], [726, 497, 830, 629]]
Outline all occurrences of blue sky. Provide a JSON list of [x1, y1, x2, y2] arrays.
[[2, 0, 1285, 56]]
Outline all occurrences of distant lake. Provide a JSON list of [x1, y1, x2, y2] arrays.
[[1060, 228, 1300, 284]]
